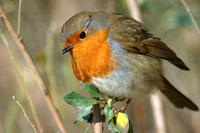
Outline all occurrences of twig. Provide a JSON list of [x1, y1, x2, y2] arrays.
[[0, 29, 44, 133], [180, 0, 200, 35], [93, 98, 103, 133], [17, 0, 22, 35], [0, 5, 67, 133], [13, 96, 37, 133], [125, 0, 166, 133]]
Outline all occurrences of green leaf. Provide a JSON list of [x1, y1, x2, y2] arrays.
[[128, 120, 133, 133], [110, 118, 120, 133], [76, 106, 92, 121], [81, 84, 102, 98], [104, 99, 119, 133], [63, 91, 100, 109], [104, 99, 113, 120]]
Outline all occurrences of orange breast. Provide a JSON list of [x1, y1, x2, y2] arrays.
[[70, 29, 117, 82]]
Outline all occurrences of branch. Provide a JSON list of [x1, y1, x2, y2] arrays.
[[0, 5, 67, 133], [17, 0, 22, 35], [125, 0, 166, 133], [13, 96, 37, 133], [0, 28, 44, 133], [93, 98, 103, 133]]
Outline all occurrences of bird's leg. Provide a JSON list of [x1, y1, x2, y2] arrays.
[[121, 99, 132, 113], [112, 97, 126, 104], [108, 99, 132, 122]]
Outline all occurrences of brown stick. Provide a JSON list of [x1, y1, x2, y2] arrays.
[[125, 0, 166, 133], [0, 29, 44, 132], [0, 5, 67, 133], [93, 99, 103, 133]]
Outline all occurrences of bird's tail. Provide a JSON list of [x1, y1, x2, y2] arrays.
[[160, 77, 199, 111]]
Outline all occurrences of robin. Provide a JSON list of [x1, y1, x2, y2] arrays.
[[60, 11, 198, 111]]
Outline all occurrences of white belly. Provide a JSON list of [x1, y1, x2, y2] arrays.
[[91, 53, 163, 98]]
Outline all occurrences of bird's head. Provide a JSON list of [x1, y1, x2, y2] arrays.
[[60, 11, 110, 55]]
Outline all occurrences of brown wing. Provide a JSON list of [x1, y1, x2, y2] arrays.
[[110, 14, 189, 70], [141, 38, 189, 70]]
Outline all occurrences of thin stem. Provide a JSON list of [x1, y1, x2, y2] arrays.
[[180, 0, 200, 35], [0, 29, 44, 133], [0, 5, 67, 133], [13, 96, 37, 133], [17, 0, 22, 35]]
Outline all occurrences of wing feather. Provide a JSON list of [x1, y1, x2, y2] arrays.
[[110, 14, 189, 70]]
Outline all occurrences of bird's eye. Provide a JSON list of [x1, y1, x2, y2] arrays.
[[79, 31, 86, 39]]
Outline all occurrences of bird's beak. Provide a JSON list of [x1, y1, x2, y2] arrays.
[[61, 45, 74, 54]]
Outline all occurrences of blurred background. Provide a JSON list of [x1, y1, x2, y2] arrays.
[[0, 0, 200, 133]]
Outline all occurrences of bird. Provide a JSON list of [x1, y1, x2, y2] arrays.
[[60, 11, 198, 111]]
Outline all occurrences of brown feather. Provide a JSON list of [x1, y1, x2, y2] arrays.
[[142, 38, 190, 70], [161, 77, 199, 111], [110, 14, 189, 70]]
